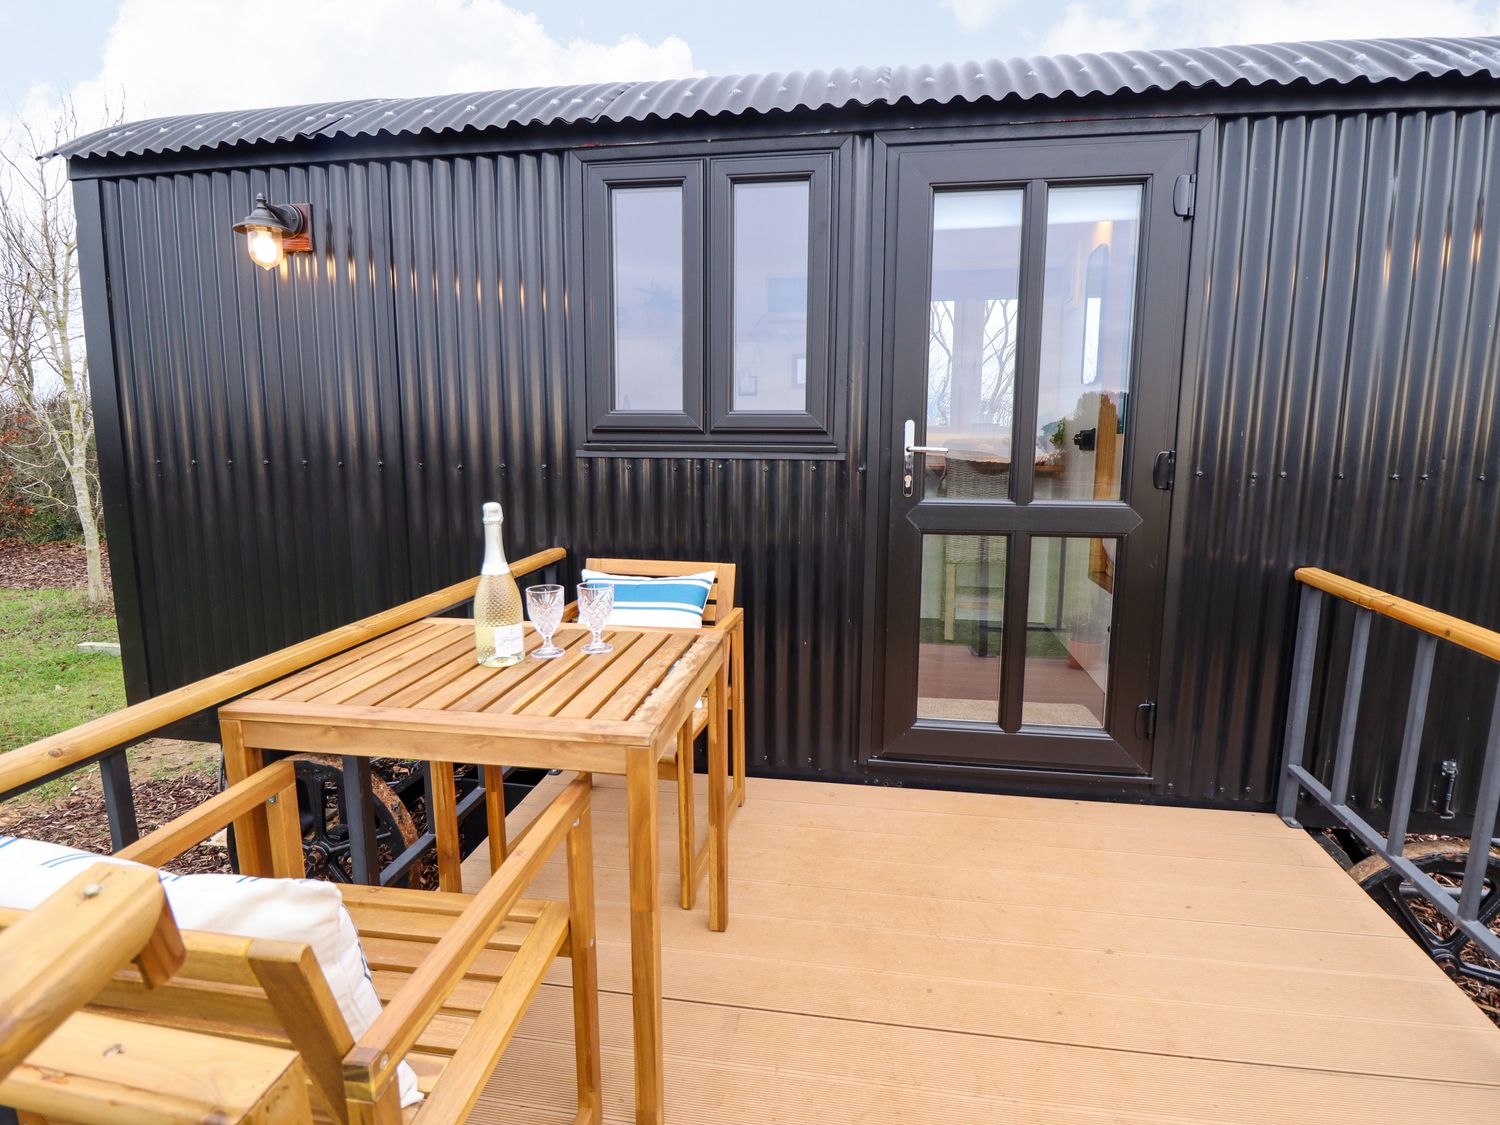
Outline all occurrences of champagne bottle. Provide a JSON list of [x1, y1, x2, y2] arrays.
[[474, 502, 524, 668]]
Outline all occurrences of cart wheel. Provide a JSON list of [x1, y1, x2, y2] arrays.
[[1349, 839, 1500, 997], [289, 754, 421, 887]]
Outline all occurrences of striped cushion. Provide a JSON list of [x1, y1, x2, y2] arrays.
[[582, 568, 715, 629]]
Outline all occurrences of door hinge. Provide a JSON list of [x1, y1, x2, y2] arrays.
[[1172, 173, 1196, 218], [1135, 701, 1158, 740], [1152, 449, 1176, 491]]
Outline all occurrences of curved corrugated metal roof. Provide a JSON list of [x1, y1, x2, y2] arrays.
[[54, 35, 1500, 161]]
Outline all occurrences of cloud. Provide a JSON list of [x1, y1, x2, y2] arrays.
[[17, 0, 699, 135], [940, 0, 1014, 32], [1036, 0, 1500, 55]]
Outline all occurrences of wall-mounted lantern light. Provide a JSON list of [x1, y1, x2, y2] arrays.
[[232, 193, 312, 270]]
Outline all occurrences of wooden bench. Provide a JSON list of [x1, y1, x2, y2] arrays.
[[570, 558, 746, 913], [0, 861, 314, 1123], [0, 761, 601, 1124]]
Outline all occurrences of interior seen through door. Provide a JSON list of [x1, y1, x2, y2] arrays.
[[915, 184, 1141, 729]]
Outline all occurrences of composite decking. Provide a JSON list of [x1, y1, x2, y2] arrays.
[[462, 772, 1500, 1123]]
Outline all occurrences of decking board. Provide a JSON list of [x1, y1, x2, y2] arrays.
[[461, 773, 1500, 1122]]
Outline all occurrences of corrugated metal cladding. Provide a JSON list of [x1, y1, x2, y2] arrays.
[[98, 151, 867, 776], [1161, 109, 1500, 815], [382, 149, 867, 775], [56, 36, 1500, 161], [80, 71, 1500, 814], [97, 162, 411, 693]]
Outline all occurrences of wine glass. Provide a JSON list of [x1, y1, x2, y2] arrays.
[[577, 581, 615, 655], [525, 584, 565, 659]]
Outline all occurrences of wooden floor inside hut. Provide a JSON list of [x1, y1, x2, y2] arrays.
[[461, 773, 1500, 1123]]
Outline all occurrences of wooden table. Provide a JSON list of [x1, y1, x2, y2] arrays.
[[218, 617, 731, 1125]]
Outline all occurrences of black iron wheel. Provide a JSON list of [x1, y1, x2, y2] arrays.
[[1350, 840, 1500, 998], [289, 754, 420, 887]]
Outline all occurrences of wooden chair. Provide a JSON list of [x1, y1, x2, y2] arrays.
[[0, 862, 313, 1123], [0, 761, 601, 1124], [571, 557, 747, 914]]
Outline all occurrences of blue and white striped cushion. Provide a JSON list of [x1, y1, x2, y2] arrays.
[[582, 568, 715, 629]]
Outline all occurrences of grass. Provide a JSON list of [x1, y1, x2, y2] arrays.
[[0, 588, 124, 750]]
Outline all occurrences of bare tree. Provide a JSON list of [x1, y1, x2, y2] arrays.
[[0, 101, 109, 604]]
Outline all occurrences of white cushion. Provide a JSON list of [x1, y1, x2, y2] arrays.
[[0, 835, 420, 1107], [582, 568, 715, 629]]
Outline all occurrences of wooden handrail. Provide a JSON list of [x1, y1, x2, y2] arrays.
[[0, 547, 567, 794], [1295, 567, 1500, 663]]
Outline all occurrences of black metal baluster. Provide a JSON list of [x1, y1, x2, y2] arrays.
[[1329, 607, 1372, 809], [1383, 634, 1436, 848], [99, 748, 140, 850], [1457, 690, 1500, 922], [341, 756, 381, 885], [1276, 587, 1323, 823]]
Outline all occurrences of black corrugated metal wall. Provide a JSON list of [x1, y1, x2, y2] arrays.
[[1160, 107, 1500, 815], [87, 98, 1500, 816]]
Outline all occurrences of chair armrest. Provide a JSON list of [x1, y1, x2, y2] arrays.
[[344, 773, 592, 1105], [0, 863, 184, 1081], [562, 600, 579, 622], [117, 760, 299, 867], [712, 606, 744, 633]]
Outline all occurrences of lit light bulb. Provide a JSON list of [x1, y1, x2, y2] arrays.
[[247, 228, 283, 270]]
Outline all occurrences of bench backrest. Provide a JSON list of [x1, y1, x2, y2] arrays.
[[585, 557, 737, 625]]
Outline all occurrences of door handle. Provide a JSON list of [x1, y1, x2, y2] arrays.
[[902, 419, 948, 498]]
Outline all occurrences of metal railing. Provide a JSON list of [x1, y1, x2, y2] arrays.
[[1278, 567, 1500, 961], [0, 547, 567, 881]]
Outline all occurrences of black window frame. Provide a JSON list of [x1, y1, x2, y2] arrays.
[[583, 159, 704, 435], [707, 153, 834, 435], [573, 140, 846, 456]]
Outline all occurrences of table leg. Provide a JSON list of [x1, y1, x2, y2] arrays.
[[626, 744, 665, 1125], [707, 658, 729, 933], [731, 620, 747, 808], [220, 719, 271, 877], [675, 725, 695, 911]]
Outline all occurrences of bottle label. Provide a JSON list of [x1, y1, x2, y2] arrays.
[[494, 622, 524, 656]]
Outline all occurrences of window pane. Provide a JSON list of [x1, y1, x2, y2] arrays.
[[1034, 185, 1142, 501], [732, 180, 810, 412], [1023, 536, 1114, 729], [917, 534, 1006, 723], [612, 186, 684, 412], [925, 189, 1023, 500]]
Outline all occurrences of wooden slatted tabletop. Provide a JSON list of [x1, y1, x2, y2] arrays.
[[219, 616, 731, 1125], [236, 618, 721, 733]]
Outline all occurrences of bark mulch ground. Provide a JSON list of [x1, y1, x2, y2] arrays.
[[0, 539, 111, 591], [0, 771, 230, 875]]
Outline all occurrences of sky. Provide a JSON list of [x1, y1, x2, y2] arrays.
[[2, 0, 1500, 143]]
